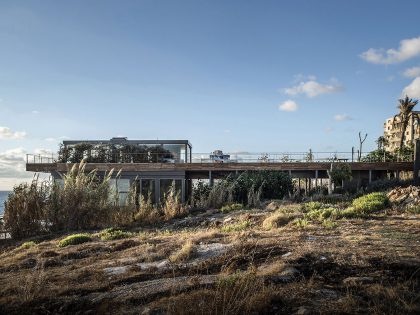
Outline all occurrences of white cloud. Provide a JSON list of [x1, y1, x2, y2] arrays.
[[403, 66, 420, 78], [0, 148, 27, 178], [278, 100, 299, 112], [0, 126, 26, 139], [32, 110, 40, 114], [283, 77, 343, 98], [401, 77, 420, 98], [224, 129, 231, 133], [34, 148, 53, 156], [360, 36, 420, 64], [334, 114, 353, 121], [44, 137, 56, 142], [325, 127, 333, 133]]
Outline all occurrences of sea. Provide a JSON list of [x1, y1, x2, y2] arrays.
[[0, 191, 11, 216]]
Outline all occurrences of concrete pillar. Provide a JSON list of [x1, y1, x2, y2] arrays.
[[209, 171, 214, 187], [315, 170, 319, 188], [155, 179, 160, 204], [181, 179, 186, 203], [369, 170, 372, 184], [396, 170, 400, 180]]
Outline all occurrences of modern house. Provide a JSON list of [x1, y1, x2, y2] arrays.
[[44, 138, 193, 204], [384, 112, 420, 151]]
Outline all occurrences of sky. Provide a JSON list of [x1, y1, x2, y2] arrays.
[[1, 0, 420, 189]]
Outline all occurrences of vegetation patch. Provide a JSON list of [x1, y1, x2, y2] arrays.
[[292, 218, 309, 229], [262, 212, 293, 229], [305, 207, 338, 222], [169, 240, 196, 263], [18, 241, 37, 250], [221, 220, 251, 233], [220, 203, 244, 213], [351, 192, 389, 214], [58, 233, 92, 247], [98, 228, 133, 241]]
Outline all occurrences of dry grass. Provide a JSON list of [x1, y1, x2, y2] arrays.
[[169, 240, 196, 263], [262, 212, 293, 230]]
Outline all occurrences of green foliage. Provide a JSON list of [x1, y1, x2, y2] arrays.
[[98, 228, 132, 241], [361, 149, 396, 162], [322, 219, 337, 229], [19, 241, 37, 250], [352, 192, 389, 213], [305, 207, 338, 222], [301, 201, 322, 213], [221, 220, 251, 233], [192, 171, 293, 209], [58, 233, 92, 247], [329, 163, 352, 185], [220, 203, 244, 213], [293, 218, 309, 229]]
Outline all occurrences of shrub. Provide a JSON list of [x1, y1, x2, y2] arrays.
[[162, 183, 188, 220], [98, 228, 132, 241], [220, 203, 244, 213], [366, 178, 413, 193], [221, 220, 251, 233], [19, 241, 37, 250], [352, 192, 389, 214], [322, 219, 337, 229], [4, 177, 49, 239], [293, 218, 309, 229], [305, 207, 338, 222], [58, 233, 92, 247], [338, 207, 367, 219], [262, 212, 292, 229], [301, 201, 322, 213]]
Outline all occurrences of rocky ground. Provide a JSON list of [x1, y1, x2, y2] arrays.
[[0, 201, 419, 315]]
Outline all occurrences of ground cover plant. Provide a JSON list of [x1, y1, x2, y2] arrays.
[[58, 233, 92, 247]]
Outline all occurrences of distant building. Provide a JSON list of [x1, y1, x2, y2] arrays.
[[383, 112, 420, 151]]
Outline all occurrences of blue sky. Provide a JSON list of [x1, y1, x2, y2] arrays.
[[1, 0, 420, 189]]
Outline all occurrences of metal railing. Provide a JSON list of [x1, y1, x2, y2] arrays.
[[26, 151, 415, 164]]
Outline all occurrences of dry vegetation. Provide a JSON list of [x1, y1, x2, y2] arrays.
[[0, 195, 419, 315]]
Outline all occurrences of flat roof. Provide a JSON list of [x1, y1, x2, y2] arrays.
[[63, 138, 192, 147]]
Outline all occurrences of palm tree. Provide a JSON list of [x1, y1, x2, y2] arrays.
[[392, 96, 419, 151]]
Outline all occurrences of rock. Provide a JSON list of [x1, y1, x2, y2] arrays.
[[103, 266, 129, 276], [282, 252, 292, 258], [343, 276, 374, 285], [223, 217, 233, 223], [295, 306, 310, 315]]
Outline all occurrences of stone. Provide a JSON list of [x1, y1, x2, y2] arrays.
[[343, 276, 374, 285], [295, 306, 310, 315]]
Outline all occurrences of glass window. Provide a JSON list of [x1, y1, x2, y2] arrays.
[[141, 179, 155, 204], [160, 179, 182, 202]]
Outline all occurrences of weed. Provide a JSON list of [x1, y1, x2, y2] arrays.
[[322, 218, 337, 229], [220, 203, 244, 213], [293, 218, 309, 229], [301, 201, 322, 213], [98, 228, 132, 241], [221, 220, 251, 233], [18, 241, 37, 250], [58, 233, 92, 247]]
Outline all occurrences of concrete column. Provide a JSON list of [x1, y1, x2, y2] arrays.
[[181, 179, 186, 203], [155, 179, 160, 204], [209, 171, 214, 187], [315, 170, 319, 188], [396, 170, 400, 180], [369, 170, 372, 184]]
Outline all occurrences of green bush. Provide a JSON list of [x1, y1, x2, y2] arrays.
[[220, 203, 243, 213], [58, 233, 92, 247], [293, 218, 309, 229], [338, 207, 368, 219], [98, 228, 132, 241], [352, 192, 389, 214]]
